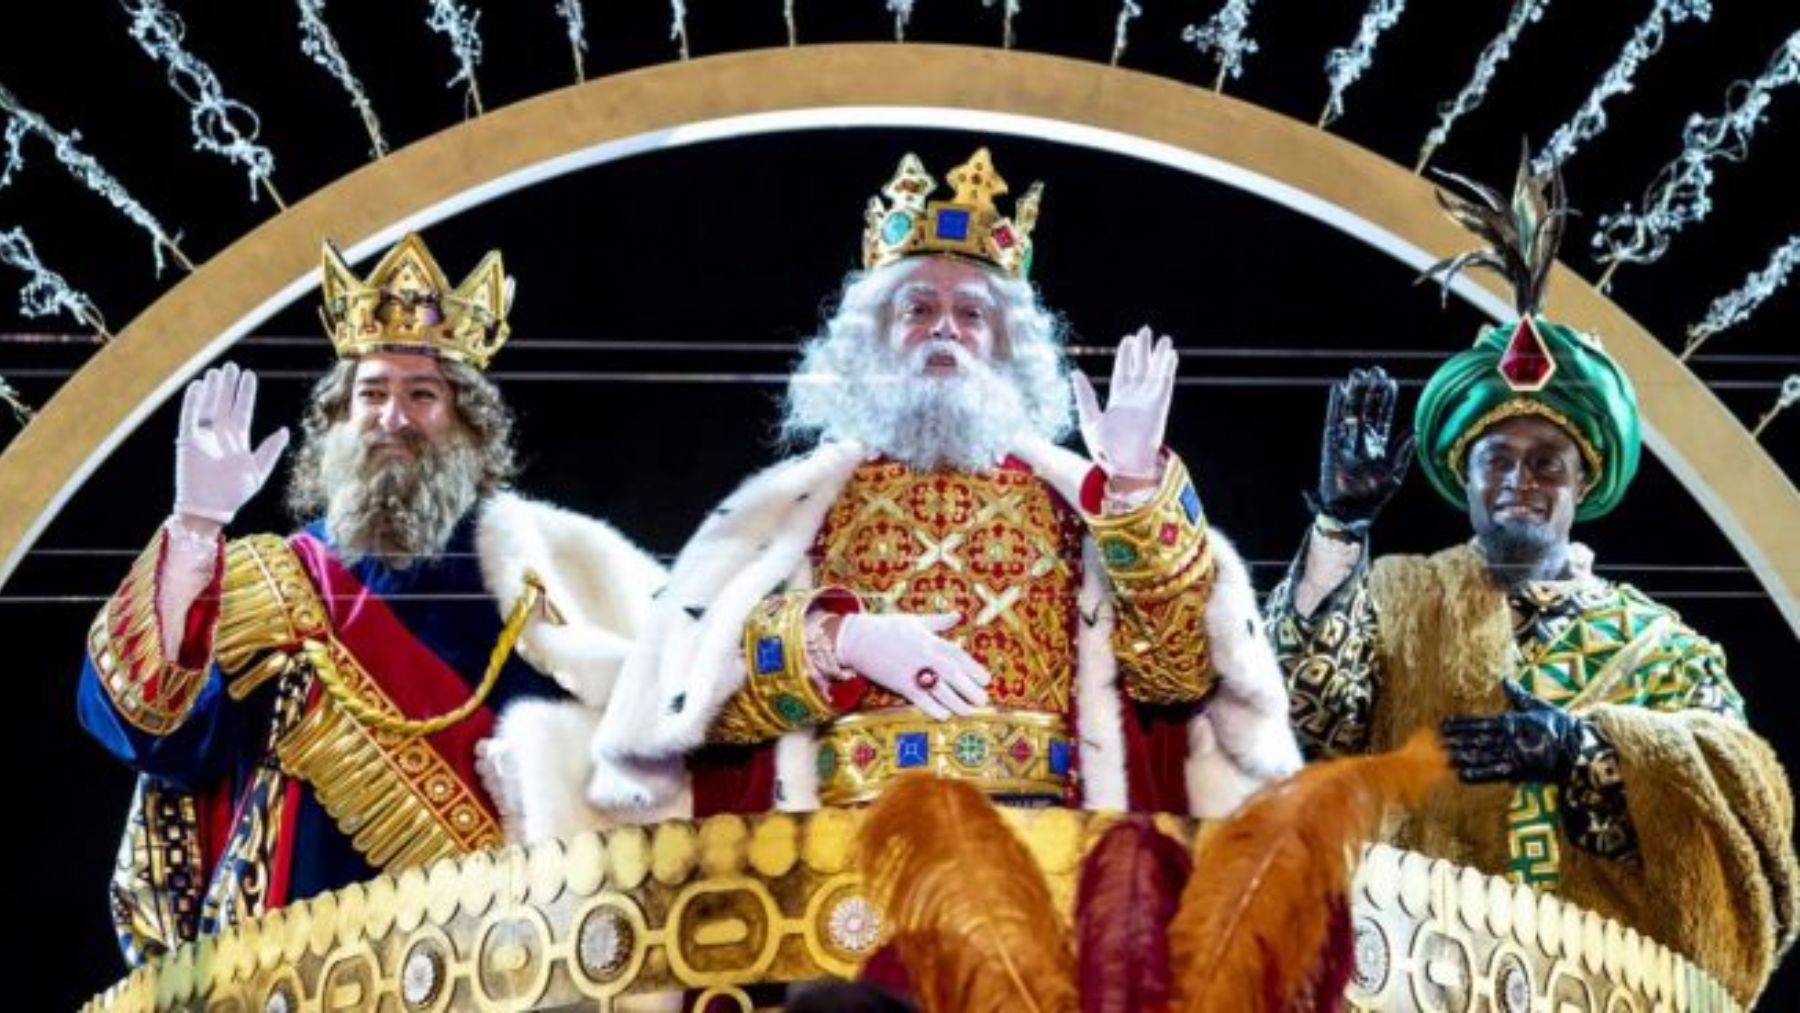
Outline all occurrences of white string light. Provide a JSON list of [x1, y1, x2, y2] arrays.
[[1182, 0, 1261, 90], [0, 82, 192, 274], [887, 0, 916, 42], [1417, 0, 1552, 171], [1755, 375, 1800, 437], [670, 0, 691, 59], [122, 0, 282, 206], [425, 0, 486, 116], [1320, 0, 1406, 128], [296, 0, 388, 159], [981, 0, 1022, 49], [0, 226, 109, 339], [1110, 1, 1141, 66], [1533, 0, 1712, 174], [1685, 233, 1799, 358], [1592, 33, 1799, 282], [555, 0, 590, 80]]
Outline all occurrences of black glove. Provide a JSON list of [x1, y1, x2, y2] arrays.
[[1313, 366, 1414, 535], [1440, 679, 1587, 785]]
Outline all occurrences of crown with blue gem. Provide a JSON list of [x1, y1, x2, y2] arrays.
[[862, 148, 1043, 280]]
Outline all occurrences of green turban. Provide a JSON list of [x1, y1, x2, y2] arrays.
[[1415, 316, 1641, 522]]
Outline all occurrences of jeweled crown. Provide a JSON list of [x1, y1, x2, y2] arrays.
[[319, 233, 514, 370], [862, 148, 1043, 280]]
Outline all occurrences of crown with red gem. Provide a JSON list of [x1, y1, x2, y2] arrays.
[[862, 148, 1043, 280], [319, 233, 514, 370]]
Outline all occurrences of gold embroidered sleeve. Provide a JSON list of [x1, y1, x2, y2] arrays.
[[1265, 537, 1380, 758], [86, 530, 217, 736], [1086, 455, 1219, 706], [708, 590, 853, 745]]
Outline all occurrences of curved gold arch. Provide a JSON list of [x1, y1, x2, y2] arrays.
[[2, 44, 1794, 633]]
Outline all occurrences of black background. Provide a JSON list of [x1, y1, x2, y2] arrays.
[[2, 1, 1795, 1008]]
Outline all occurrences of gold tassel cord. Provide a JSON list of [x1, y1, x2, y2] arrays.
[[302, 569, 544, 738]]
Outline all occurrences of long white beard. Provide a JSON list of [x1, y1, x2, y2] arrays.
[[314, 423, 482, 568], [788, 339, 1037, 472]]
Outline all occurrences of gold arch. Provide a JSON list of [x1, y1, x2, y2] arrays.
[[1, 44, 1794, 633]]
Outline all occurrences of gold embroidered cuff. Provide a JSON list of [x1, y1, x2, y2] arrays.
[[1086, 454, 1213, 603], [711, 591, 850, 745], [87, 531, 213, 736], [816, 707, 1073, 805]]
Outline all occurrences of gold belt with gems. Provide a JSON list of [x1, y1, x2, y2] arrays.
[[816, 707, 1073, 805]]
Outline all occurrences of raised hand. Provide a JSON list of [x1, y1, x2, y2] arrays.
[[1071, 326, 1178, 481], [834, 612, 991, 721], [173, 362, 290, 526], [1440, 680, 1585, 785], [1316, 366, 1413, 534]]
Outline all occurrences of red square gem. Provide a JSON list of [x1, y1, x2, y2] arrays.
[[853, 742, 877, 769], [1008, 739, 1033, 763], [993, 225, 1015, 249], [1159, 522, 1180, 546]]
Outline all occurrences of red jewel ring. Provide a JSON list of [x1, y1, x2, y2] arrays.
[[913, 668, 940, 690]]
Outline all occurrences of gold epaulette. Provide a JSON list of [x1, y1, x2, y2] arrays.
[[87, 530, 213, 736], [213, 534, 329, 701]]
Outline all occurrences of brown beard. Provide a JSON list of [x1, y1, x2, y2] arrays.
[[312, 423, 482, 568]]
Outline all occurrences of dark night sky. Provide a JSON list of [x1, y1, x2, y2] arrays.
[[2, 1, 1795, 1008]]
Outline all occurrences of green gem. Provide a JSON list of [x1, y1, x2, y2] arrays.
[[953, 731, 989, 768], [1102, 537, 1139, 568], [881, 211, 914, 246], [817, 744, 838, 781], [772, 693, 811, 725]]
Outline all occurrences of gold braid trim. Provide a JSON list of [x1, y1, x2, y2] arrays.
[[87, 529, 213, 736], [1446, 397, 1604, 496], [304, 571, 542, 738], [207, 535, 505, 869], [1085, 456, 1220, 704], [711, 591, 843, 745]]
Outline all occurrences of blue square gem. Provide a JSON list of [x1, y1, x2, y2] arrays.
[[933, 208, 971, 241], [896, 732, 930, 768], [754, 636, 785, 675], [1179, 483, 1201, 524], [1049, 740, 1071, 776]]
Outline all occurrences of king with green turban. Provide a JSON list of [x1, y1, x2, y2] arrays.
[[1262, 154, 1796, 1005]]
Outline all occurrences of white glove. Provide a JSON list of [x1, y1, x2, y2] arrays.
[[833, 612, 991, 721], [173, 362, 290, 525], [1071, 326, 1178, 480]]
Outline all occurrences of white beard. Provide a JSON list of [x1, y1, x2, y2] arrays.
[[314, 423, 481, 567], [787, 339, 1038, 472]]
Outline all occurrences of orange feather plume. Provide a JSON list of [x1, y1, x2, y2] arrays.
[[857, 774, 1079, 1013], [1166, 730, 1452, 1013]]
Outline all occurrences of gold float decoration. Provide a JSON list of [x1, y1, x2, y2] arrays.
[[83, 809, 1737, 1013]]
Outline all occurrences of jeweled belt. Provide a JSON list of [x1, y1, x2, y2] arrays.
[[815, 707, 1074, 805]]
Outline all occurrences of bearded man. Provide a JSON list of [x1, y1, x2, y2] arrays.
[[582, 148, 1300, 826], [1266, 161, 1796, 1003], [78, 233, 660, 965]]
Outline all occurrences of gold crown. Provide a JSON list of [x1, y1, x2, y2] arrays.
[[319, 233, 514, 370], [862, 147, 1043, 280]]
